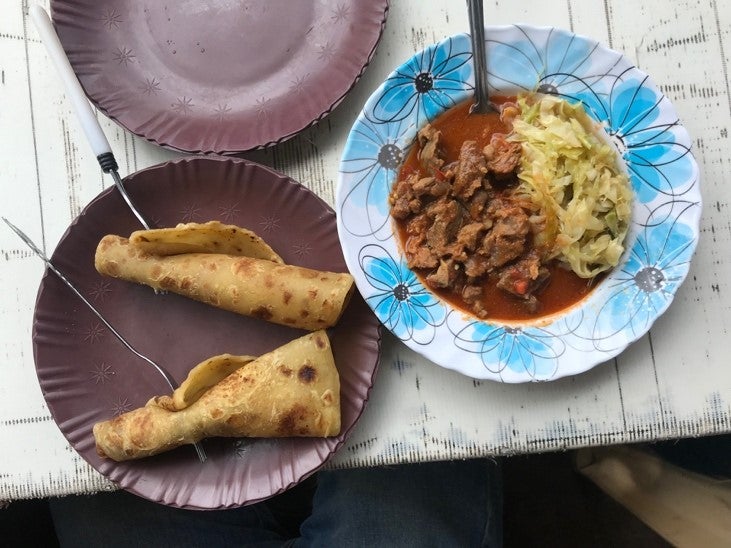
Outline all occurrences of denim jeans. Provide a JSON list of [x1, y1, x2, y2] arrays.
[[49, 458, 502, 547]]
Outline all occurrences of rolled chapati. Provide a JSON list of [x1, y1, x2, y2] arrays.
[[93, 330, 341, 461], [94, 234, 355, 330]]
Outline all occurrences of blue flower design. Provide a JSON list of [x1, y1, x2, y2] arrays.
[[451, 317, 564, 380], [368, 35, 472, 127], [574, 74, 696, 204], [592, 204, 698, 348], [336, 25, 701, 382], [486, 26, 696, 206], [359, 245, 446, 344], [339, 117, 414, 240], [487, 26, 614, 96]]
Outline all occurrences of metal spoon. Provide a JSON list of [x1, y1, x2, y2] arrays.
[[466, 0, 495, 114], [4, 217, 206, 463], [30, 6, 152, 230]]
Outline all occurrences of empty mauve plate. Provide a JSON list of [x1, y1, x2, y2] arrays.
[[32, 156, 381, 509], [50, 0, 389, 153]]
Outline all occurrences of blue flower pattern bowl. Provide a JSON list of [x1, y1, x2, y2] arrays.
[[336, 25, 701, 382]]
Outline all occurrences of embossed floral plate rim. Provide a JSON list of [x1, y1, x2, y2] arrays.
[[336, 24, 701, 383], [50, 0, 389, 154], [32, 156, 381, 509]]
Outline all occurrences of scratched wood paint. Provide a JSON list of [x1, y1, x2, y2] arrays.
[[0, 0, 729, 500]]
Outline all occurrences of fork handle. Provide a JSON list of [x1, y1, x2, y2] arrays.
[[30, 5, 114, 160]]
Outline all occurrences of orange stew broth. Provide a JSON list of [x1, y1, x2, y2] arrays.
[[394, 98, 600, 322]]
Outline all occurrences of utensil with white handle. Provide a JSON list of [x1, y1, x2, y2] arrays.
[[30, 5, 152, 230]]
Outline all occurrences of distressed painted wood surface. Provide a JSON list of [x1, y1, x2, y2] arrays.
[[1, 0, 729, 500]]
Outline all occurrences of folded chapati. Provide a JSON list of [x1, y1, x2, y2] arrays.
[[93, 331, 341, 461], [129, 221, 284, 263], [94, 234, 354, 330]]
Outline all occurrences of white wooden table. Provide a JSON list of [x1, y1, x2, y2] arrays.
[[1, 0, 730, 501]]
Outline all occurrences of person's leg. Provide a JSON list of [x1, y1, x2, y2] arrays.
[[49, 489, 289, 547], [294, 458, 502, 547]]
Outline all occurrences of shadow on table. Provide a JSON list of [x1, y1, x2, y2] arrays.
[[1, 434, 729, 547], [504, 434, 731, 547]]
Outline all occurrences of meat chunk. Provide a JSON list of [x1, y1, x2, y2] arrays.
[[481, 199, 530, 268], [426, 258, 459, 289], [496, 250, 550, 299], [412, 176, 450, 198], [417, 124, 444, 173], [453, 141, 487, 200], [464, 253, 491, 278], [462, 283, 489, 318], [483, 134, 522, 178], [456, 222, 485, 252], [425, 198, 463, 253], [408, 245, 439, 269], [389, 174, 421, 219], [404, 214, 437, 269], [466, 189, 492, 221]]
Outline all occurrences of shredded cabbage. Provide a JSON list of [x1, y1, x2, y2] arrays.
[[511, 94, 633, 278]]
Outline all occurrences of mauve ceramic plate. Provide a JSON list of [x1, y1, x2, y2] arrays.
[[50, 0, 389, 153], [32, 156, 381, 509]]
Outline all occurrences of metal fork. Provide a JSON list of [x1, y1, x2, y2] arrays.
[[4, 218, 206, 463]]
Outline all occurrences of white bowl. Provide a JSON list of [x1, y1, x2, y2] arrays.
[[336, 25, 701, 382]]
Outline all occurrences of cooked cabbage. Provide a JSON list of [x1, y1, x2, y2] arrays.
[[511, 94, 633, 278]]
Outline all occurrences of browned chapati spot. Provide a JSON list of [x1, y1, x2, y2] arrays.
[[277, 404, 308, 435], [252, 306, 273, 320], [232, 258, 255, 276], [298, 364, 317, 383]]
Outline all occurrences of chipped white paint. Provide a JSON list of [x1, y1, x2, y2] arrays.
[[1, 0, 730, 499]]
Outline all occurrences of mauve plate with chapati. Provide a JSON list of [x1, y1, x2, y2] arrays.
[[32, 156, 381, 509], [50, 0, 389, 153]]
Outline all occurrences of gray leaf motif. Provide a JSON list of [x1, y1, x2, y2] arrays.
[[112, 46, 135, 66], [214, 104, 232, 122], [331, 3, 350, 22], [100, 7, 123, 30], [255, 97, 271, 120], [82, 322, 105, 344], [292, 241, 312, 257], [111, 397, 132, 416], [218, 203, 241, 221], [260, 214, 281, 233], [90, 362, 115, 385], [140, 77, 162, 95], [172, 96, 195, 116], [88, 280, 112, 302]]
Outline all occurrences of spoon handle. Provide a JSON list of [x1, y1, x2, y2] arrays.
[[467, 0, 491, 113]]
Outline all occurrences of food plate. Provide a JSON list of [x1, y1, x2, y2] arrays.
[[50, 0, 389, 153], [336, 25, 701, 382], [33, 156, 381, 509]]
